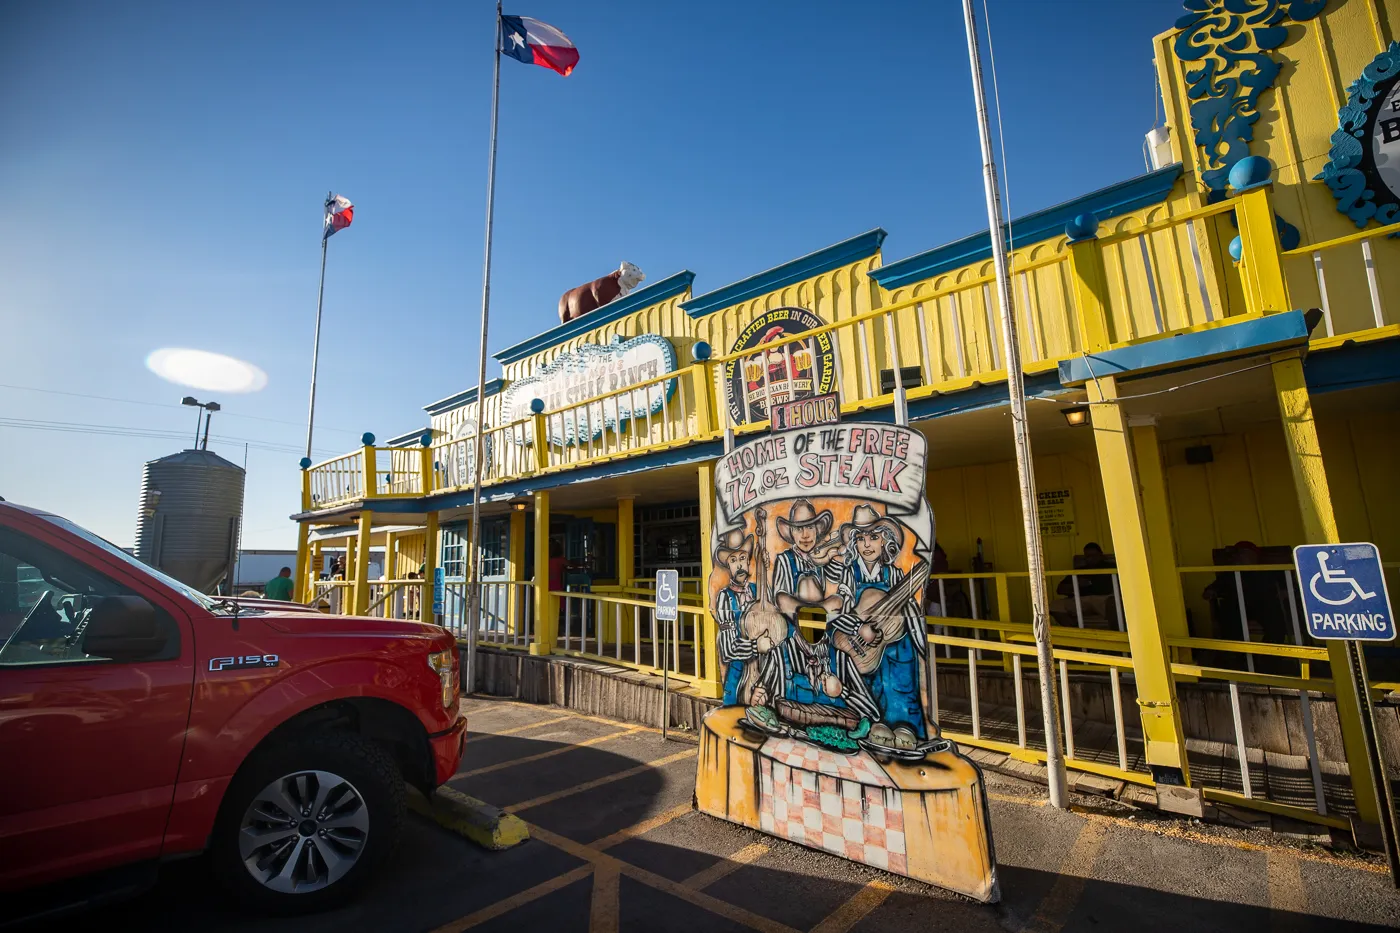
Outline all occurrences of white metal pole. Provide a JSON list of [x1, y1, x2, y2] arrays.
[[304, 194, 332, 462], [465, 3, 503, 694], [961, 0, 1068, 808]]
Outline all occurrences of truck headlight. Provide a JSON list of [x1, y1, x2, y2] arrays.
[[427, 649, 458, 709]]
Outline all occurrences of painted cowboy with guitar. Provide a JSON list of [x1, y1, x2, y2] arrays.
[[827, 504, 929, 741]]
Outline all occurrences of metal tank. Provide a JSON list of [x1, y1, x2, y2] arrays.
[[134, 449, 246, 593]]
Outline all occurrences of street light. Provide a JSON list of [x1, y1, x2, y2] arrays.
[[182, 397, 222, 450]]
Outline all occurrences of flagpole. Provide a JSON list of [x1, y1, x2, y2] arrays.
[[464, 1, 503, 693], [304, 192, 332, 462], [961, 0, 1068, 808]]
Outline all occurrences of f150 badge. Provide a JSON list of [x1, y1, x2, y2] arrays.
[[209, 654, 280, 672]]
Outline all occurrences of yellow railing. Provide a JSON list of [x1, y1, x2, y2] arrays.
[[536, 362, 714, 470], [546, 588, 708, 685], [441, 580, 536, 647], [431, 422, 536, 494], [1283, 218, 1400, 340], [307, 451, 364, 508], [302, 179, 1391, 509]]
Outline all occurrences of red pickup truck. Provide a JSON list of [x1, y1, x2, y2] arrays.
[[0, 501, 466, 917]]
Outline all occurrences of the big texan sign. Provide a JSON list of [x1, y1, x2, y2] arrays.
[[695, 419, 998, 902], [499, 335, 676, 446]]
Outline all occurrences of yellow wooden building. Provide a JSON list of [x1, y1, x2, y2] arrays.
[[292, 0, 1400, 837]]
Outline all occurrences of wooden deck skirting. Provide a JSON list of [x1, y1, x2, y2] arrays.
[[471, 646, 720, 733]]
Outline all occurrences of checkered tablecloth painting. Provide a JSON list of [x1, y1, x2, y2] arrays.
[[757, 743, 906, 874]]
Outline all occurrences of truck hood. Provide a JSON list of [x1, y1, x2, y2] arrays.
[[258, 612, 450, 641]]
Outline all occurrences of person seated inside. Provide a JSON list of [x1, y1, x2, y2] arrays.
[[1050, 542, 1117, 628], [1203, 540, 1292, 672]]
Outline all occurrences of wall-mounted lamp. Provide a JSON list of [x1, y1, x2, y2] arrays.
[[512, 501, 528, 511], [1061, 406, 1090, 427]]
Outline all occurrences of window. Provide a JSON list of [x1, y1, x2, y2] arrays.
[[477, 519, 509, 579], [440, 527, 466, 579], [0, 528, 178, 667]]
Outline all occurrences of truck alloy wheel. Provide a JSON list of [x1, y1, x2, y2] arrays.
[[213, 730, 404, 913], [238, 769, 370, 893]]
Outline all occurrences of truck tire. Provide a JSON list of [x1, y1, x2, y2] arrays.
[[211, 730, 405, 914]]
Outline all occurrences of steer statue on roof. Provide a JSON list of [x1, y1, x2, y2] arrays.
[[558, 261, 645, 324]]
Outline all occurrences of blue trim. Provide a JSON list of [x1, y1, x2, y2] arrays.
[[679, 230, 887, 319], [870, 165, 1184, 291], [423, 378, 507, 416], [1305, 336, 1400, 394], [292, 374, 1070, 521], [492, 271, 696, 366], [385, 426, 431, 447], [1057, 312, 1310, 386]]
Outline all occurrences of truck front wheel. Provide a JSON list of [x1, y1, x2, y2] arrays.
[[212, 730, 405, 914]]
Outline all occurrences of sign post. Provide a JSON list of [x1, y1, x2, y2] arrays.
[[1294, 542, 1398, 883], [432, 567, 445, 622], [655, 569, 679, 740]]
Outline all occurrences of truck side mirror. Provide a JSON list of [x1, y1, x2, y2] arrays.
[[82, 595, 167, 662]]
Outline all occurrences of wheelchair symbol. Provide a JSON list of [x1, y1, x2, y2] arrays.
[[1307, 552, 1377, 607], [658, 581, 675, 603]]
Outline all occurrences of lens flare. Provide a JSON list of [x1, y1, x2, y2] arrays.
[[146, 348, 268, 393]]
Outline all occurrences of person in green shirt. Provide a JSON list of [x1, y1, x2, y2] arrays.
[[264, 567, 295, 602]]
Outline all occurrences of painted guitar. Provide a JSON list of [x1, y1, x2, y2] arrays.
[[830, 559, 930, 676]]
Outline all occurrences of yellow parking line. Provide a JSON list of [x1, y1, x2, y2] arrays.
[[681, 842, 769, 891], [430, 864, 594, 933], [506, 748, 697, 814], [479, 714, 575, 737], [1021, 820, 1107, 933], [589, 860, 621, 933], [1267, 849, 1308, 921], [452, 726, 645, 780], [528, 821, 804, 933], [808, 878, 894, 933], [591, 802, 695, 851]]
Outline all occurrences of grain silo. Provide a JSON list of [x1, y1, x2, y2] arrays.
[[134, 448, 246, 593]]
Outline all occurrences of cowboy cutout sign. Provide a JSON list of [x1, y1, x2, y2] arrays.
[[697, 420, 997, 902]]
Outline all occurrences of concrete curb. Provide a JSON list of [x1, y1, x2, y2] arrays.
[[410, 785, 530, 851]]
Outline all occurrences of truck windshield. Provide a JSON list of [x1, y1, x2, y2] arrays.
[[36, 513, 226, 613]]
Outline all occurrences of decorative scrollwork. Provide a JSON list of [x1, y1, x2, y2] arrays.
[[1314, 41, 1400, 229], [1174, 0, 1327, 194]]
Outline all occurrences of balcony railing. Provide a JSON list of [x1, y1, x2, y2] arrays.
[[301, 182, 1397, 511]]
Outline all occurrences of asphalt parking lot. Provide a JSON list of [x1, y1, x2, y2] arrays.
[[75, 696, 1400, 932]]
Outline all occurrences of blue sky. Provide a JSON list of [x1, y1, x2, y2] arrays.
[[0, 0, 1186, 548]]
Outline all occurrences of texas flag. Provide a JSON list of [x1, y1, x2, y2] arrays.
[[323, 194, 353, 240], [501, 15, 578, 77]]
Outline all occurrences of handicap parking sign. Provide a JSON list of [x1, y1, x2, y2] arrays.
[[655, 569, 679, 623], [1294, 543, 1394, 641]]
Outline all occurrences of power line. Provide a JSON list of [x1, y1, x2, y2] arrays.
[[0, 382, 361, 437], [0, 416, 341, 458]]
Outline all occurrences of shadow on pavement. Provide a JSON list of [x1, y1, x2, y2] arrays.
[[36, 727, 1396, 933]]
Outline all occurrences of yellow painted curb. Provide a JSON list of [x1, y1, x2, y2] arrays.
[[410, 785, 530, 850]]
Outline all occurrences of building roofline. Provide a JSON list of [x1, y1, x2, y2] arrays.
[[492, 271, 696, 366], [422, 378, 507, 416], [870, 165, 1183, 291], [679, 229, 887, 319]]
